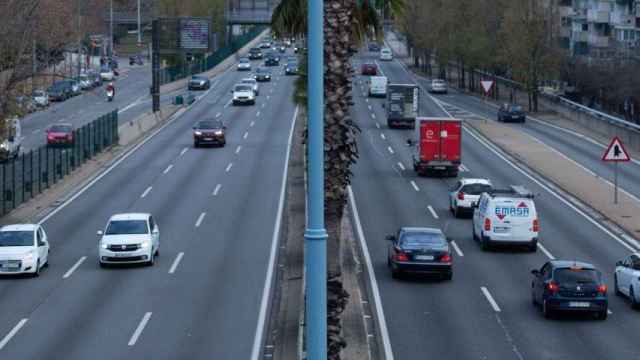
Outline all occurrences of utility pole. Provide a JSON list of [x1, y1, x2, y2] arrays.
[[77, 0, 82, 77], [110, 0, 114, 57], [32, 39, 36, 92], [305, 0, 327, 359], [137, 0, 142, 45]]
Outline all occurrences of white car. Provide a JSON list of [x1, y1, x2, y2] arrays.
[[380, 48, 393, 61], [449, 178, 493, 218], [368, 76, 388, 97], [614, 253, 640, 308], [231, 84, 256, 105], [100, 67, 115, 81], [429, 79, 448, 94], [240, 78, 260, 96], [0, 224, 49, 276], [98, 213, 159, 267], [237, 58, 252, 71], [32, 90, 49, 108]]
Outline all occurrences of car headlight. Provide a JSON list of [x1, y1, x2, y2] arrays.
[[23, 252, 35, 261], [140, 241, 151, 249], [194, 131, 202, 135], [101, 243, 108, 249], [214, 130, 223, 135], [0, 143, 8, 150]]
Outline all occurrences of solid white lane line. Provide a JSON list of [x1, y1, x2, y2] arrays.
[[387, 146, 394, 154], [0, 318, 28, 350], [375, 122, 381, 129], [537, 243, 555, 260], [63, 256, 86, 279], [180, 147, 188, 156], [32, 129, 40, 134], [397, 162, 405, 171], [257, 111, 261, 117], [410, 180, 420, 192], [224, 99, 232, 108], [450, 241, 464, 257], [215, 112, 222, 118], [236, 145, 242, 154], [427, 205, 439, 219], [225, 163, 233, 172], [250, 121, 255, 127], [251, 106, 298, 360], [481, 287, 501, 312], [607, 309, 613, 315], [140, 186, 152, 199], [213, 184, 221, 196], [195, 212, 206, 228], [128, 312, 152, 346], [168, 252, 184, 274], [243, 132, 249, 139], [163, 164, 173, 174], [380, 133, 386, 140], [348, 186, 394, 360]]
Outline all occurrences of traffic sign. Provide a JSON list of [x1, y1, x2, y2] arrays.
[[481, 80, 494, 94], [602, 137, 630, 162]]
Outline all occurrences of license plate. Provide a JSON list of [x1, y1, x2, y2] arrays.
[[569, 302, 590, 308], [114, 252, 130, 257], [2, 263, 19, 268], [512, 115, 519, 119], [435, 166, 446, 170], [204, 138, 213, 141], [494, 227, 509, 233], [415, 255, 434, 261]]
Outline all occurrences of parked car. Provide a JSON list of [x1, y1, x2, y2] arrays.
[[497, 103, 526, 123], [47, 81, 73, 101], [129, 54, 144, 65], [614, 253, 640, 308], [361, 61, 377, 75], [428, 79, 448, 94], [32, 90, 49, 108], [67, 80, 81, 96], [98, 213, 160, 267], [87, 70, 103, 87], [46, 123, 74, 147], [193, 119, 226, 147], [386, 227, 453, 280], [237, 57, 252, 71], [78, 74, 93, 90], [0, 224, 50, 276], [188, 75, 211, 90], [15, 96, 37, 114]]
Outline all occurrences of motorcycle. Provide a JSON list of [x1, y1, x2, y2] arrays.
[[106, 89, 114, 102]]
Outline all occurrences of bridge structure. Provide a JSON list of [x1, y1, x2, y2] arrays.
[[225, 0, 281, 25]]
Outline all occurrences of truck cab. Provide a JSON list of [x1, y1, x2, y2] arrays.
[[0, 117, 22, 162]]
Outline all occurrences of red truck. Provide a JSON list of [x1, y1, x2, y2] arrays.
[[411, 117, 461, 177]]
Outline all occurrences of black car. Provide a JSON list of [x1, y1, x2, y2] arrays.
[[368, 42, 381, 52], [265, 54, 280, 67], [193, 119, 226, 147], [47, 81, 72, 101], [285, 61, 299, 75], [249, 48, 263, 60], [254, 68, 272, 82], [531, 260, 608, 319], [497, 103, 526, 123], [188, 75, 211, 90], [129, 55, 144, 65], [386, 227, 452, 280]]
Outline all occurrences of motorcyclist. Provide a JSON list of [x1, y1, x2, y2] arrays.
[[106, 82, 115, 100]]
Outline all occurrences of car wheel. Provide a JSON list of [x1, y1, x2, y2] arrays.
[[472, 226, 478, 241], [527, 240, 538, 252], [480, 237, 489, 251], [531, 287, 538, 305], [391, 268, 401, 279], [614, 274, 622, 296], [443, 271, 453, 281], [597, 310, 608, 320], [194, 141, 199, 148], [32, 260, 40, 277], [542, 300, 553, 319], [147, 251, 155, 267], [631, 287, 639, 309], [453, 206, 461, 218]]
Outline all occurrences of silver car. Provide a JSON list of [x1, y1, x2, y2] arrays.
[[429, 79, 448, 94], [449, 178, 493, 218], [240, 78, 260, 96]]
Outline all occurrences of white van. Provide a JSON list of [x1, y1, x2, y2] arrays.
[[472, 186, 539, 252], [380, 48, 393, 61], [368, 76, 388, 97]]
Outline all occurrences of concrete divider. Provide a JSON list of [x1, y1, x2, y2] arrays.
[[118, 105, 180, 147]]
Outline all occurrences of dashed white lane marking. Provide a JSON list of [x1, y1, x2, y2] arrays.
[[375, 122, 381, 129], [262, 103, 266, 108], [243, 132, 249, 139], [607, 309, 613, 315], [537, 243, 555, 260], [250, 121, 255, 127], [168, 252, 184, 274], [387, 146, 394, 154], [410, 180, 420, 192], [459, 164, 469, 172], [236, 145, 242, 154], [128, 312, 152, 346], [225, 163, 233, 172], [256, 111, 261, 117], [365, 98, 369, 103], [397, 162, 405, 171], [195, 212, 206, 228], [371, 113, 376, 119], [368, 105, 372, 111], [427, 205, 439, 219], [213, 184, 222, 196], [266, 95, 270, 100], [215, 112, 222, 118], [180, 147, 188, 156], [140, 186, 153, 199], [63, 256, 86, 279], [481, 287, 501, 312], [450, 241, 464, 257], [224, 99, 232, 108], [380, 133, 386, 140], [32, 129, 40, 134], [163, 164, 173, 174], [0, 318, 28, 350]]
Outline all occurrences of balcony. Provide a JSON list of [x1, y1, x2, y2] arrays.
[[573, 31, 589, 42], [588, 34, 611, 47], [611, 13, 636, 27], [588, 9, 611, 23], [571, 8, 588, 20]]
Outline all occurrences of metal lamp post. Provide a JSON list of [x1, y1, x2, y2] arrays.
[[305, 0, 328, 359]]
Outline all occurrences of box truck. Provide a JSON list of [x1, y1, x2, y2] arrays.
[[412, 117, 461, 177]]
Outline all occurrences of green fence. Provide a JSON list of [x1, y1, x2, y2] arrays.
[[0, 110, 119, 216], [159, 26, 267, 85]]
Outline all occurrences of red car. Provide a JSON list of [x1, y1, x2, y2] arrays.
[[361, 62, 378, 75], [46, 123, 74, 147]]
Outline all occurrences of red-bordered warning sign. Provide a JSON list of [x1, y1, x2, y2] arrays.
[[602, 137, 631, 162]]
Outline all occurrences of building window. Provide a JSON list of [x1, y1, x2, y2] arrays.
[[582, 23, 588, 31]]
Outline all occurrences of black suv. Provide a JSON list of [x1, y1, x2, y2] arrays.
[[531, 260, 608, 319], [47, 81, 72, 101], [497, 103, 526, 123], [264, 55, 280, 66]]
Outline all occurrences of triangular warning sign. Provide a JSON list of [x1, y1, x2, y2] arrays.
[[602, 137, 631, 162], [481, 80, 494, 94]]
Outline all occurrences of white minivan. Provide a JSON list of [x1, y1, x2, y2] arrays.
[[380, 48, 393, 61], [368, 76, 388, 97], [472, 186, 539, 252]]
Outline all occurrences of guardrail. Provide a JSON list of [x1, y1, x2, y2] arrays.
[[550, 95, 640, 132], [0, 110, 118, 216]]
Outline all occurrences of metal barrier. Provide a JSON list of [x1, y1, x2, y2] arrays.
[[0, 110, 119, 216]]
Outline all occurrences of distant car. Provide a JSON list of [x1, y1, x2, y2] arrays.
[[498, 103, 526, 123], [15, 96, 37, 114], [232, 83, 256, 105], [531, 260, 608, 319], [361, 62, 377, 75], [99, 66, 115, 81], [98, 213, 160, 267], [240, 78, 260, 96], [0, 224, 49, 276], [368, 43, 381, 52], [188, 75, 211, 90], [367, 76, 387, 97], [87, 70, 103, 87], [380, 48, 393, 61], [284, 39, 292, 47], [254, 67, 272, 82], [265, 54, 280, 66], [237, 57, 252, 71], [260, 42, 271, 49], [46, 123, 74, 147], [129, 55, 143, 65], [78, 73, 93, 90], [32, 90, 49, 108], [68, 80, 82, 96], [449, 178, 493, 218], [193, 119, 226, 147], [614, 253, 640, 308], [274, 42, 286, 53], [386, 227, 452, 280], [285, 61, 299, 75], [249, 47, 263, 60], [47, 81, 72, 101], [429, 79, 448, 94]]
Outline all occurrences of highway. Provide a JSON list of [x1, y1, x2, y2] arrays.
[[0, 55, 296, 359], [350, 51, 640, 359]]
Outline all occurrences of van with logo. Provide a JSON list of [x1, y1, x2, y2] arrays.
[[472, 186, 539, 252]]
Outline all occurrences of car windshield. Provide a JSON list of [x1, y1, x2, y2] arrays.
[[257, 68, 270, 74], [105, 220, 148, 235], [196, 120, 221, 129], [509, 105, 523, 112], [554, 268, 600, 284], [240, 59, 250, 63], [0, 231, 33, 247], [33, 91, 45, 97], [235, 85, 252, 91], [400, 231, 446, 248], [192, 76, 205, 81], [461, 183, 492, 195], [241, 79, 256, 85], [49, 125, 71, 133]]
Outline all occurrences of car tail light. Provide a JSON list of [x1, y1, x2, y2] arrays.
[[440, 253, 452, 263], [67, 134, 73, 140], [547, 281, 559, 294], [597, 284, 607, 294], [533, 218, 540, 232], [393, 250, 409, 262], [47, 133, 54, 140], [457, 192, 465, 200], [484, 218, 491, 231]]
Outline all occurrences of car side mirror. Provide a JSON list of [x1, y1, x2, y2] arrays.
[[385, 235, 396, 241], [223, 126, 227, 129], [446, 237, 453, 243], [531, 269, 539, 276], [152, 228, 159, 234], [616, 260, 623, 267], [97, 230, 103, 236]]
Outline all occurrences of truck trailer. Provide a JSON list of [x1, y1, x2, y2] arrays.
[[385, 83, 419, 128], [412, 117, 461, 177]]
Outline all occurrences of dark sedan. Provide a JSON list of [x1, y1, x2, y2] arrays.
[[265, 55, 280, 67], [387, 227, 452, 280], [531, 260, 608, 319], [193, 119, 226, 147], [188, 75, 210, 90], [254, 68, 272, 82], [368, 42, 381, 52], [497, 103, 526, 123], [47, 81, 72, 101], [46, 123, 74, 147], [285, 61, 299, 75], [129, 55, 144, 65], [249, 48, 263, 60], [361, 62, 377, 75]]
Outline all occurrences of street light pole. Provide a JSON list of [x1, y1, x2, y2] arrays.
[[305, 0, 327, 359], [110, 0, 114, 57], [137, 0, 141, 45]]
